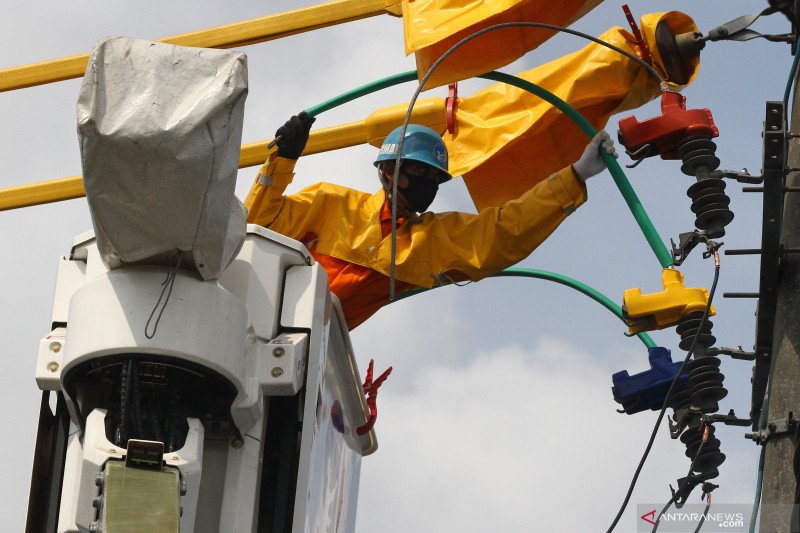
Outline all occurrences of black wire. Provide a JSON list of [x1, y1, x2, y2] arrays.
[[117, 358, 132, 446], [132, 360, 144, 438], [651, 492, 681, 533], [440, 22, 663, 84], [166, 417, 177, 453], [388, 19, 666, 299], [606, 262, 721, 533], [693, 492, 713, 533], [145, 252, 182, 339], [151, 413, 162, 443], [651, 423, 710, 532]]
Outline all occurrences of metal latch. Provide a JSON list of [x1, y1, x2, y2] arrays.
[[125, 439, 165, 469]]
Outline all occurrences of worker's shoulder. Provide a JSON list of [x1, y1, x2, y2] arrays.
[[295, 181, 375, 201]]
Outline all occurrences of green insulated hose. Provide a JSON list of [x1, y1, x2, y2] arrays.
[[496, 268, 655, 348], [477, 71, 673, 268], [305, 71, 419, 117], [301, 69, 673, 268], [394, 267, 656, 348]]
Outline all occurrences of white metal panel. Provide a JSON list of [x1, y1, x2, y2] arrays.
[[258, 333, 309, 396], [166, 418, 205, 533], [56, 431, 84, 533], [218, 416, 265, 533], [72, 239, 111, 282], [58, 411, 205, 533], [61, 268, 258, 430], [292, 298, 376, 533], [217, 225, 312, 342], [50, 258, 86, 327], [58, 409, 124, 532], [280, 264, 330, 330], [62, 269, 247, 382], [35, 327, 65, 391]]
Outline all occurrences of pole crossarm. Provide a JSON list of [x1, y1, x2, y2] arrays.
[[0, 0, 399, 93]]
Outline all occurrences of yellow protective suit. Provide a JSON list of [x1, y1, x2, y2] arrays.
[[447, 11, 700, 210], [245, 154, 586, 288], [403, 0, 603, 88]]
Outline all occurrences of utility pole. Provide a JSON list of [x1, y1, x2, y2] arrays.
[[758, 78, 800, 532]]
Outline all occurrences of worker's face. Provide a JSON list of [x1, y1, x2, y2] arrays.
[[381, 160, 445, 213]]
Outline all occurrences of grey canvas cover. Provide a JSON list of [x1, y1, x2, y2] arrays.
[[77, 37, 248, 280]]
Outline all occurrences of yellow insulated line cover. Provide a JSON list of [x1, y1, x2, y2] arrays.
[[0, 0, 399, 92], [404, 0, 603, 89]]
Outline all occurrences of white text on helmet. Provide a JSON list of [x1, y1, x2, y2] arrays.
[[379, 143, 399, 155]]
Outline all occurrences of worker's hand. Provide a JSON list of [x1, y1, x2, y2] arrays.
[[275, 111, 316, 159], [572, 130, 617, 183]]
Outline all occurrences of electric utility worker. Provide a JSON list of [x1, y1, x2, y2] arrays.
[[245, 112, 616, 330]]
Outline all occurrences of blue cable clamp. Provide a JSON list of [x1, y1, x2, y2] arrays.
[[612, 346, 688, 414]]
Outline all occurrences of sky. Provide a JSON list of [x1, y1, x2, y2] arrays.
[[0, 1, 794, 532]]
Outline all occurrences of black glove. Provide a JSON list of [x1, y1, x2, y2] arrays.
[[275, 111, 315, 160]]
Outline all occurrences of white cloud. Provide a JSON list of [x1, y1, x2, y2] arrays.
[[355, 338, 731, 533]]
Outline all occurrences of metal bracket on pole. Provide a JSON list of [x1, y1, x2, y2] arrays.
[[745, 412, 798, 444], [749, 101, 788, 431]]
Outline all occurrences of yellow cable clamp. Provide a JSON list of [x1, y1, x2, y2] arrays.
[[622, 268, 715, 334]]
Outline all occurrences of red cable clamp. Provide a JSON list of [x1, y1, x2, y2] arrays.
[[356, 359, 392, 436], [617, 91, 718, 162], [446, 82, 458, 135]]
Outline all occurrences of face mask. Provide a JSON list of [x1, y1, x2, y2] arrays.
[[399, 173, 439, 213]]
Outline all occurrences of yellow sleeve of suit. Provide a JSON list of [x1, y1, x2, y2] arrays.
[[405, 165, 586, 286], [244, 157, 586, 288], [244, 152, 299, 227]]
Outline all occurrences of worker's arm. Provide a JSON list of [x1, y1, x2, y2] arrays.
[[244, 153, 298, 226], [412, 165, 587, 284], [244, 112, 316, 226], [396, 133, 615, 287]]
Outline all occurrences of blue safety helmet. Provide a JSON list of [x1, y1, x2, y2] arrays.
[[373, 125, 451, 183]]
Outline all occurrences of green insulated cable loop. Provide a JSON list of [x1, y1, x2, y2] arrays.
[[498, 268, 656, 348], [299, 69, 673, 268], [478, 71, 673, 268], [304, 71, 419, 117], [394, 267, 656, 348]]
